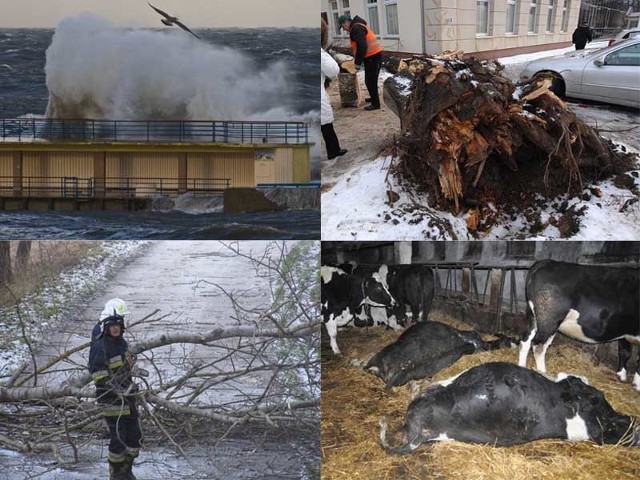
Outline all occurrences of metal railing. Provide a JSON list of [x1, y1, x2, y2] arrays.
[[426, 263, 531, 333], [0, 119, 310, 144], [0, 176, 231, 199]]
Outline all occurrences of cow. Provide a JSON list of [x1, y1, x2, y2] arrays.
[[379, 362, 640, 454], [321, 263, 395, 355], [321, 263, 435, 355], [366, 321, 515, 388], [518, 260, 640, 391], [381, 264, 435, 324]]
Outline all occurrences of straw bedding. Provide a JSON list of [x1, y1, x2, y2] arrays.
[[321, 312, 640, 480]]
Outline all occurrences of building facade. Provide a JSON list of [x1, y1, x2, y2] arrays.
[[322, 0, 582, 57], [0, 143, 311, 203]]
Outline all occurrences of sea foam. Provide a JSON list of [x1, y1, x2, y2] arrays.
[[45, 14, 293, 121]]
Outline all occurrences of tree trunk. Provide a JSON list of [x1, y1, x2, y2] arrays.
[[0, 241, 12, 286], [15, 241, 31, 275], [391, 54, 636, 214], [383, 74, 413, 128], [338, 73, 362, 107]]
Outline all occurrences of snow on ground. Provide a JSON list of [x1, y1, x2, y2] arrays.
[[322, 41, 640, 240], [0, 241, 148, 380], [322, 153, 640, 240]]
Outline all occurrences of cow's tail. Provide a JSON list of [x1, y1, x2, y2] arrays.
[[519, 262, 543, 367], [524, 261, 548, 336], [421, 267, 435, 323], [379, 417, 424, 455]]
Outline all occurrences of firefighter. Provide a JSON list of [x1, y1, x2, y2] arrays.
[[88, 298, 142, 480], [339, 14, 383, 111]]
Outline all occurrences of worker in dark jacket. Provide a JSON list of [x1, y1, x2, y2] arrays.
[[572, 22, 593, 50], [89, 298, 142, 480], [339, 14, 383, 111]]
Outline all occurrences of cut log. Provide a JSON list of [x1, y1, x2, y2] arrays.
[[340, 59, 356, 74], [338, 72, 361, 108], [384, 55, 637, 215]]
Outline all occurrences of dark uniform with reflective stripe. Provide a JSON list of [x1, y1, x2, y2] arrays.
[[89, 320, 141, 478]]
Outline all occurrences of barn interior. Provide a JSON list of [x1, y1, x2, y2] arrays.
[[321, 241, 640, 480]]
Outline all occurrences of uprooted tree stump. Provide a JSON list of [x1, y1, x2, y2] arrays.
[[386, 54, 637, 214]]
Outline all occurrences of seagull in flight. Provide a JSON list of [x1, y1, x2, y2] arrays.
[[147, 2, 200, 39]]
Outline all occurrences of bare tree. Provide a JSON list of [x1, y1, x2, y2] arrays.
[[14, 240, 32, 275], [0, 241, 320, 469], [0, 241, 12, 286]]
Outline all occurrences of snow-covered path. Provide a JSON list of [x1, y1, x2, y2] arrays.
[[31, 241, 270, 402]]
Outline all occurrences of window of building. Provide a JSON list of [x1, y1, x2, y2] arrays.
[[528, 0, 539, 33], [546, 0, 556, 33], [330, 1, 340, 35], [506, 0, 518, 34], [331, 0, 351, 37], [342, 0, 351, 28], [384, 0, 399, 36], [561, 0, 571, 32], [367, 0, 380, 35], [477, 0, 490, 35]]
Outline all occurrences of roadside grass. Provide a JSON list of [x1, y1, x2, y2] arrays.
[[0, 241, 94, 308]]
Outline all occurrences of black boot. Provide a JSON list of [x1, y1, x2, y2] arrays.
[[123, 454, 138, 480], [109, 460, 129, 480]]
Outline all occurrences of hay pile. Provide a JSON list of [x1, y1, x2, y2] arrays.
[[321, 312, 640, 480]]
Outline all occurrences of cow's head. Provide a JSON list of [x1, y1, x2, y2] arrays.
[[363, 265, 397, 309], [320, 265, 346, 284]]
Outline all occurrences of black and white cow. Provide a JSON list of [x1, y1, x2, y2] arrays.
[[321, 264, 394, 355], [519, 260, 640, 390], [383, 265, 435, 324], [380, 362, 640, 453], [356, 264, 435, 331], [366, 321, 514, 388], [321, 263, 435, 355]]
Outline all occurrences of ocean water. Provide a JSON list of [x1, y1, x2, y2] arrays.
[[0, 20, 318, 119], [0, 16, 320, 240], [0, 209, 319, 239]]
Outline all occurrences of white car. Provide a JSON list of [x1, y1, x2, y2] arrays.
[[519, 37, 640, 109], [608, 28, 640, 46]]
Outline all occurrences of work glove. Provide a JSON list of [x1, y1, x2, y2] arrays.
[[105, 378, 128, 395], [126, 353, 137, 368]]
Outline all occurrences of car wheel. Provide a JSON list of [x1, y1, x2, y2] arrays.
[[533, 72, 566, 98]]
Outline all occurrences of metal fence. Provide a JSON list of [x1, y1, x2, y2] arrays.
[[427, 263, 531, 333], [0, 119, 310, 144], [0, 176, 231, 199], [579, 1, 630, 37]]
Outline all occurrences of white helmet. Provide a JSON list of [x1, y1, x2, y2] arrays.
[[100, 298, 129, 321]]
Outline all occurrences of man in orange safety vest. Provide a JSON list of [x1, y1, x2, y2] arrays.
[[339, 14, 383, 111]]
